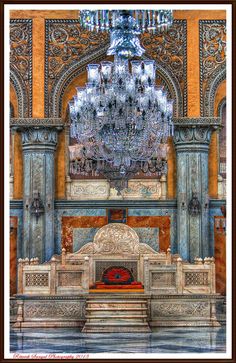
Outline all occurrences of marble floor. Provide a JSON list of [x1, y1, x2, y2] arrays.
[[10, 326, 226, 354]]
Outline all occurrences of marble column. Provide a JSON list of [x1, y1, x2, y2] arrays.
[[11, 118, 63, 263], [173, 118, 221, 262]]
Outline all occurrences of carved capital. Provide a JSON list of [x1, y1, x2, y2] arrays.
[[21, 127, 60, 150], [173, 118, 221, 151], [10, 119, 63, 151]]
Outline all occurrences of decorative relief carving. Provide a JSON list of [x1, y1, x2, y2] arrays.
[[199, 20, 226, 116], [45, 19, 109, 117], [58, 272, 82, 286], [21, 128, 58, 146], [10, 19, 33, 117], [151, 272, 176, 287], [24, 301, 85, 319], [152, 302, 209, 317], [122, 180, 161, 200], [68, 180, 110, 200], [93, 223, 139, 254], [10, 118, 63, 128], [141, 20, 187, 115], [25, 273, 49, 287], [185, 272, 209, 286], [77, 223, 158, 255], [173, 117, 221, 125], [45, 19, 187, 117], [174, 126, 212, 144]]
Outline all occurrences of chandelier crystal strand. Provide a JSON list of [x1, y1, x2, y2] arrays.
[[69, 56, 174, 179]]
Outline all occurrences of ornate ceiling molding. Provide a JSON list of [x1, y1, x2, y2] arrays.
[[10, 19, 33, 117]]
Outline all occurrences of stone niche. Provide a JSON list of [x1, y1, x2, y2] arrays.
[[14, 223, 222, 329]]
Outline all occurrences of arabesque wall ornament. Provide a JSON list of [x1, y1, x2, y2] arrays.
[[199, 20, 226, 116], [10, 19, 33, 117], [45, 19, 186, 117]]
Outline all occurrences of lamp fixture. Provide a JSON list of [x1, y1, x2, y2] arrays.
[[69, 9, 174, 193], [30, 192, 45, 223], [79, 10, 173, 58], [69, 57, 174, 193]]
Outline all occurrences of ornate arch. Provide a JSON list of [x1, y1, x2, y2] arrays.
[[202, 64, 226, 117], [48, 46, 183, 118], [10, 68, 29, 118], [217, 96, 226, 118]]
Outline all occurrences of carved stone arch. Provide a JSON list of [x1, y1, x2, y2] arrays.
[[48, 45, 183, 118], [10, 68, 29, 117], [10, 102, 15, 118], [217, 97, 226, 118], [48, 45, 109, 118], [203, 64, 226, 117]]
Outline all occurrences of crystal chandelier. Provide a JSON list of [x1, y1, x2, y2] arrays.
[[80, 10, 173, 58], [69, 9, 174, 193]]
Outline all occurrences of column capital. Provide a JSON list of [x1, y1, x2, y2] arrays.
[[10, 118, 64, 151], [173, 117, 221, 152]]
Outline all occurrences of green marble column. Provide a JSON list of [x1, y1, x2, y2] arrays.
[[173, 118, 221, 262], [11, 118, 63, 263]]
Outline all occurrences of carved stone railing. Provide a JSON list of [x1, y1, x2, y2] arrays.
[[144, 253, 215, 294], [17, 255, 89, 295]]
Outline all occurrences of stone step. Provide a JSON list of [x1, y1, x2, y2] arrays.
[[87, 298, 147, 304], [82, 325, 151, 333], [86, 307, 147, 311], [86, 315, 148, 319], [82, 297, 150, 333], [84, 321, 149, 326]]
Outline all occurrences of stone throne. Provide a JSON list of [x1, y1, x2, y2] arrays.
[[14, 223, 221, 329]]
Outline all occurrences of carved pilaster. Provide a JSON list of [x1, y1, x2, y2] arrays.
[[11, 118, 63, 262], [173, 117, 221, 262]]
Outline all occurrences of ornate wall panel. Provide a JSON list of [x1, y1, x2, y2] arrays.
[[141, 19, 187, 116], [45, 19, 187, 117], [199, 20, 226, 116], [10, 19, 32, 117], [45, 19, 109, 117]]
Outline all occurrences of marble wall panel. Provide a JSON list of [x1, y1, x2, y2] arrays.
[[54, 208, 107, 254], [214, 216, 226, 294], [73, 228, 99, 252], [133, 227, 159, 251], [128, 209, 177, 253], [61, 216, 108, 252], [127, 216, 170, 252], [10, 217, 18, 295]]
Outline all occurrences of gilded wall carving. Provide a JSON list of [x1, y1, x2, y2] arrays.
[[199, 20, 226, 116], [10, 19, 32, 117]]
